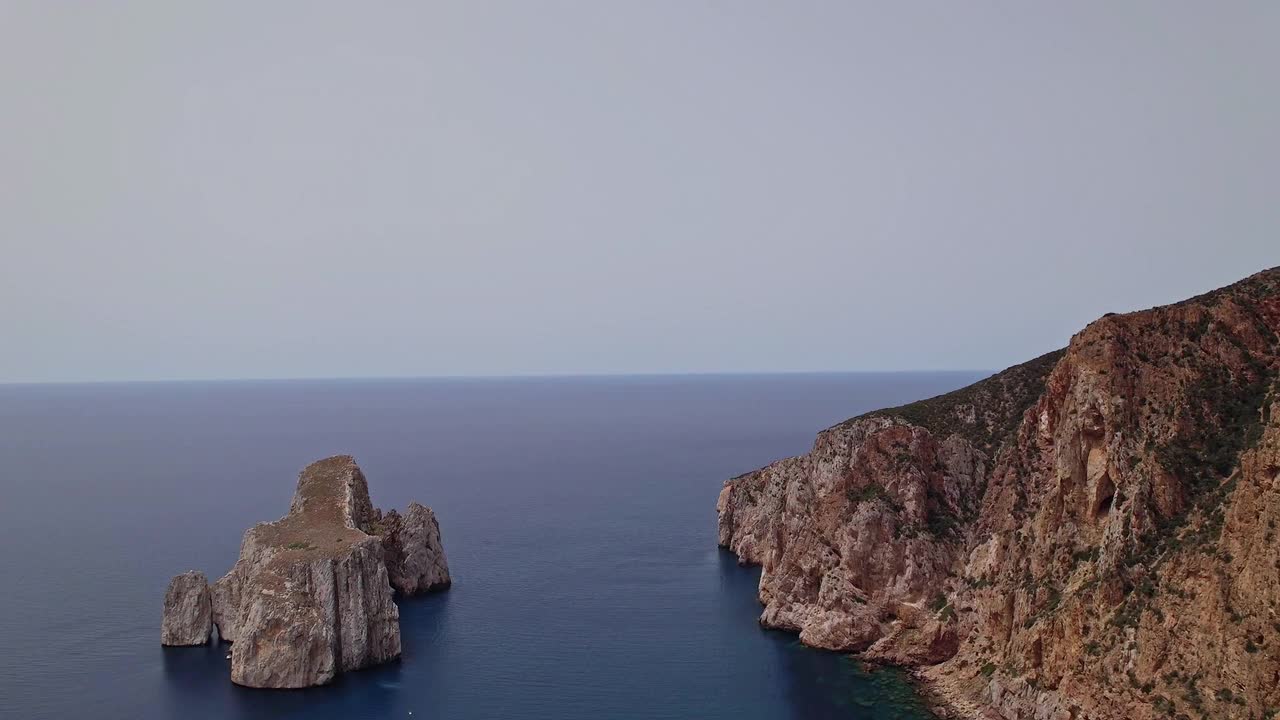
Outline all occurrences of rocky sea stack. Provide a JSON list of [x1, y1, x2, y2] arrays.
[[718, 268, 1280, 719], [161, 455, 451, 688]]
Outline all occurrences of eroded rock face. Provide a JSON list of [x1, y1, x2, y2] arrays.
[[380, 502, 452, 595], [160, 570, 212, 646], [719, 267, 1280, 719], [161, 455, 450, 688], [718, 355, 1054, 655]]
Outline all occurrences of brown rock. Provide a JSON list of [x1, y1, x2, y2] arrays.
[[163, 455, 450, 689], [160, 570, 211, 646], [718, 267, 1280, 719], [379, 501, 451, 595]]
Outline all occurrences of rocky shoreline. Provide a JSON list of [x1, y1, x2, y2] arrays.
[[719, 267, 1280, 719], [161, 455, 451, 688], [911, 664, 993, 720]]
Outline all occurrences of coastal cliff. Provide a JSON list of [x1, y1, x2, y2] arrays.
[[161, 455, 451, 689], [718, 268, 1280, 719]]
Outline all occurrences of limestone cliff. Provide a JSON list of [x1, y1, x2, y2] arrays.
[[161, 455, 452, 689], [718, 267, 1280, 720], [161, 570, 212, 646], [379, 502, 452, 595]]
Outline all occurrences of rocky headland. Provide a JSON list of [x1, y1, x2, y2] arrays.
[[161, 455, 451, 688], [718, 267, 1280, 719]]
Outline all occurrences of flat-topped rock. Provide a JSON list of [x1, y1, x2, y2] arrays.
[[161, 455, 451, 688]]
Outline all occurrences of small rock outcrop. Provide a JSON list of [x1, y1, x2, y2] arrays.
[[161, 455, 451, 689], [160, 570, 212, 646], [380, 502, 451, 595], [719, 267, 1280, 719]]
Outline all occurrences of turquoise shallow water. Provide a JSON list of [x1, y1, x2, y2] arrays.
[[0, 372, 979, 719]]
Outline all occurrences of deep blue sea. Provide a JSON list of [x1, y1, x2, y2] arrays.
[[0, 372, 982, 720]]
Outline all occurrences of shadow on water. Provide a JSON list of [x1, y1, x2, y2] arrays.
[[717, 551, 937, 720]]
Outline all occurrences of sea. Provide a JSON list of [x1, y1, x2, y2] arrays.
[[0, 372, 983, 720]]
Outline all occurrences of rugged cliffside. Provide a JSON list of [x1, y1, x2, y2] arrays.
[[718, 268, 1280, 720], [161, 455, 451, 689]]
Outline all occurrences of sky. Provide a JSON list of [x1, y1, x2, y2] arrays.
[[1, 2, 1276, 383]]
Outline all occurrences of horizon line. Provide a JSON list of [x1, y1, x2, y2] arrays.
[[0, 368, 995, 387]]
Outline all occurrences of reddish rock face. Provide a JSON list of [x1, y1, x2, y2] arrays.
[[161, 455, 450, 689], [718, 267, 1280, 720]]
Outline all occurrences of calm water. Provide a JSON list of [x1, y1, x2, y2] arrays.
[[0, 372, 981, 720]]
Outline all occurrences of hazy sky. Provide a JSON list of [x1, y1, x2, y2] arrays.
[[2, 2, 1276, 382]]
